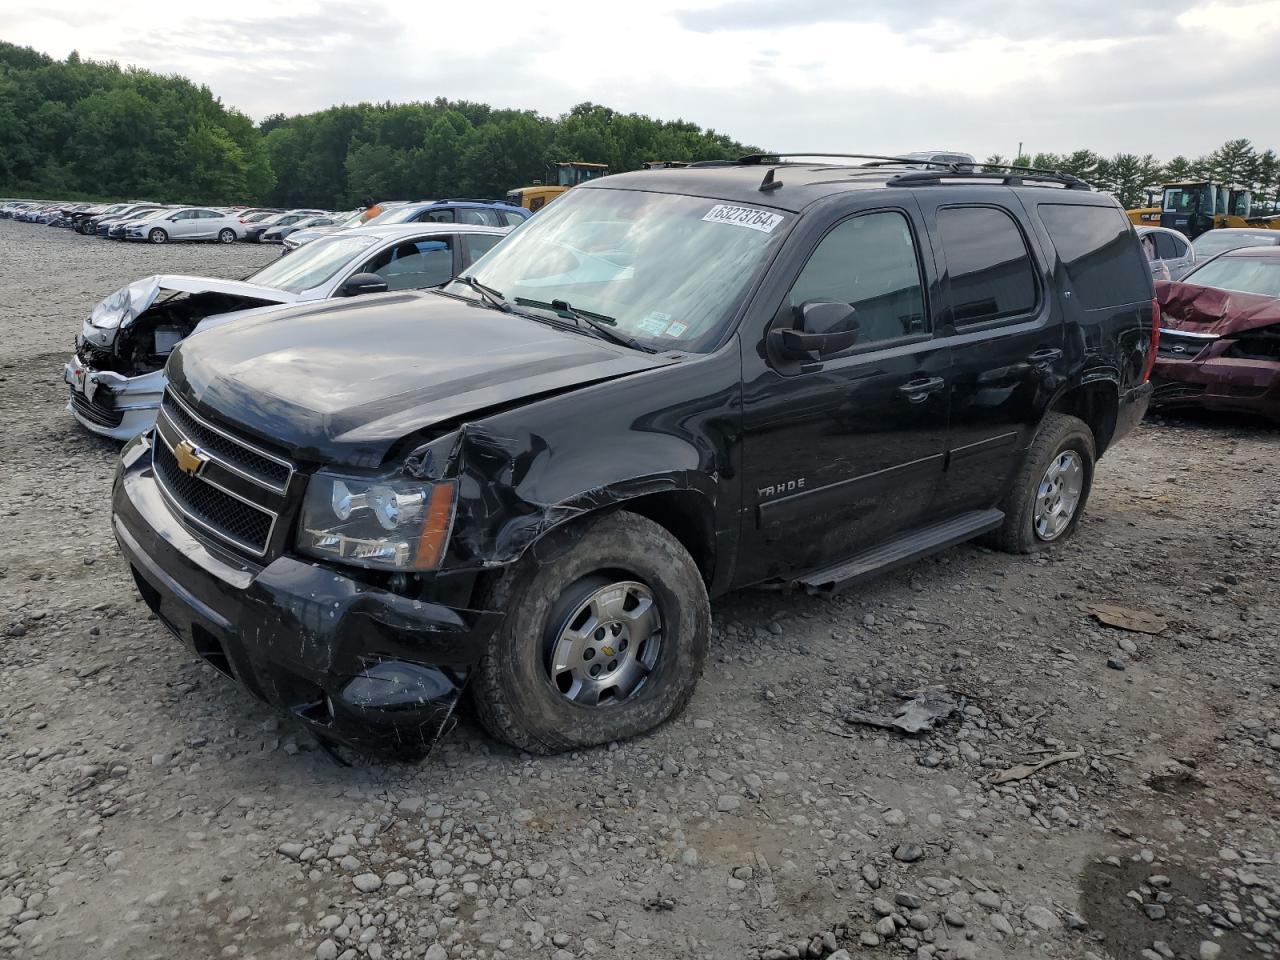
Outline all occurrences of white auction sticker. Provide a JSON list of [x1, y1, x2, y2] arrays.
[[702, 204, 784, 233]]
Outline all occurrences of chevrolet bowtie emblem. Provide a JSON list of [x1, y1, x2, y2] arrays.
[[601, 645, 616, 657], [172, 439, 207, 477]]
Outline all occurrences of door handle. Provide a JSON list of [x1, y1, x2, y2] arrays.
[[897, 376, 946, 402], [1026, 347, 1063, 365]]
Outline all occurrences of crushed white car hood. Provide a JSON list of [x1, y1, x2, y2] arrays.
[[81, 275, 297, 349]]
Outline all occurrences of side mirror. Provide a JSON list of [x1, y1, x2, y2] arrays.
[[770, 299, 859, 361], [340, 272, 389, 297]]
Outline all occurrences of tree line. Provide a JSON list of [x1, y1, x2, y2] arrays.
[[985, 141, 1280, 212], [2, 42, 1277, 213], [0, 43, 753, 207]]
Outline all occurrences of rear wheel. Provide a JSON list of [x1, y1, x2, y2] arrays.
[[148, 227, 168, 245], [990, 413, 1095, 553], [217, 228, 235, 244], [472, 511, 710, 754]]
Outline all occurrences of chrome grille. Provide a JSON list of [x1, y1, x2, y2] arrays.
[[154, 440, 274, 554], [159, 391, 292, 493], [151, 392, 295, 557], [1158, 329, 1215, 362]]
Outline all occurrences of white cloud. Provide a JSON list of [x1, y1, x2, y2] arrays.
[[5, 0, 1279, 158]]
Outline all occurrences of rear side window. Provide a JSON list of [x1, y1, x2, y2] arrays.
[[457, 208, 502, 227], [1153, 232, 1180, 259], [1038, 204, 1151, 308], [936, 206, 1038, 325]]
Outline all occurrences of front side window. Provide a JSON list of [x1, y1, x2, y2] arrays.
[[785, 210, 927, 346], [461, 188, 789, 352], [361, 238, 455, 291], [937, 206, 1038, 324], [419, 209, 455, 223]]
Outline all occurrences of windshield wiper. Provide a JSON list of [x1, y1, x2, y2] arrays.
[[515, 297, 656, 353], [450, 275, 511, 312]]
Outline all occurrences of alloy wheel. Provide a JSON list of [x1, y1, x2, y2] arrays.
[[1034, 450, 1084, 541], [545, 579, 663, 707]]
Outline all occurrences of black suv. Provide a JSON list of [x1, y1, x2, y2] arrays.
[[110, 155, 1157, 757]]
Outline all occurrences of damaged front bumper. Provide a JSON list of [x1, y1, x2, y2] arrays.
[[111, 432, 504, 756], [1151, 355, 1280, 421], [64, 352, 165, 441]]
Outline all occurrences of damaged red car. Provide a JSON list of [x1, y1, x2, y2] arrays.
[[1152, 246, 1280, 421]]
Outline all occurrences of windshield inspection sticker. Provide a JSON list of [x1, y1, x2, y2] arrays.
[[636, 313, 671, 336], [702, 204, 784, 233]]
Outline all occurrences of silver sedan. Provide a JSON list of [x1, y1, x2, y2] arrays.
[[124, 207, 247, 244]]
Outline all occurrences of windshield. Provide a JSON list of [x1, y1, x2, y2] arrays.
[[1193, 232, 1279, 257], [1164, 185, 1209, 214], [364, 205, 424, 226], [460, 187, 789, 351], [245, 234, 380, 293], [1185, 255, 1280, 298]]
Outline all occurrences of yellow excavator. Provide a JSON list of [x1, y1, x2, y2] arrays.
[[506, 162, 609, 212], [1127, 180, 1279, 239]]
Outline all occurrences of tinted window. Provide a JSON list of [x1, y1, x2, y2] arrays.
[[362, 238, 455, 291], [786, 210, 927, 345], [1153, 232, 1179, 259], [1038, 204, 1151, 309], [937, 207, 1037, 324], [419, 209, 455, 223]]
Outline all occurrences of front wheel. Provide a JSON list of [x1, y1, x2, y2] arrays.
[[217, 228, 236, 244], [148, 227, 168, 245], [472, 511, 710, 754], [990, 413, 1095, 553]]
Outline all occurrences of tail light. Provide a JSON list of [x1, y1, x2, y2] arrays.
[[1142, 297, 1160, 383]]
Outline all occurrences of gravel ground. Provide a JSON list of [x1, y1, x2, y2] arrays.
[[1, 220, 1278, 960]]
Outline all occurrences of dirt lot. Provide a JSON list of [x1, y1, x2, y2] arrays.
[[0, 219, 1277, 960]]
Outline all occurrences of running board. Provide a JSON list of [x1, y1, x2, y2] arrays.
[[793, 509, 1004, 594]]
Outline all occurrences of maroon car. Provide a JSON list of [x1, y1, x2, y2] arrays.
[[1151, 245, 1280, 421]]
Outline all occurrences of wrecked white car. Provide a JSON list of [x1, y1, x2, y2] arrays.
[[64, 222, 511, 439]]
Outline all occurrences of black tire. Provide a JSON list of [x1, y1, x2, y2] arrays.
[[989, 413, 1095, 553], [472, 511, 710, 754], [217, 228, 236, 244], [148, 227, 168, 245]]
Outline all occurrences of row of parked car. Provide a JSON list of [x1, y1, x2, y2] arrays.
[[1, 197, 532, 248]]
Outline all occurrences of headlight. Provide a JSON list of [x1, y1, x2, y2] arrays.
[[298, 472, 457, 572]]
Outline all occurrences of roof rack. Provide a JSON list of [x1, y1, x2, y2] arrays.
[[434, 197, 512, 206], [886, 169, 1091, 190], [727, 153, 1090, 191]]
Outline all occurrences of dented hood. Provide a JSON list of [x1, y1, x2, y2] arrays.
[[81, 275, 296, 349], [1156, 279, 1280, 336], [169, 291, 679, 467]]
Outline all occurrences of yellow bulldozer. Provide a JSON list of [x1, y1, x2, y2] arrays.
[[506, 162, 609, 212], [1127, 180, 1280, 239]]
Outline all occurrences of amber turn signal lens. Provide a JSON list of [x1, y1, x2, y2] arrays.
[[414, 481, 457, 570]]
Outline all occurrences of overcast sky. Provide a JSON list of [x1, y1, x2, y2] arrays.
[[8, 0, 1280, 159]]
